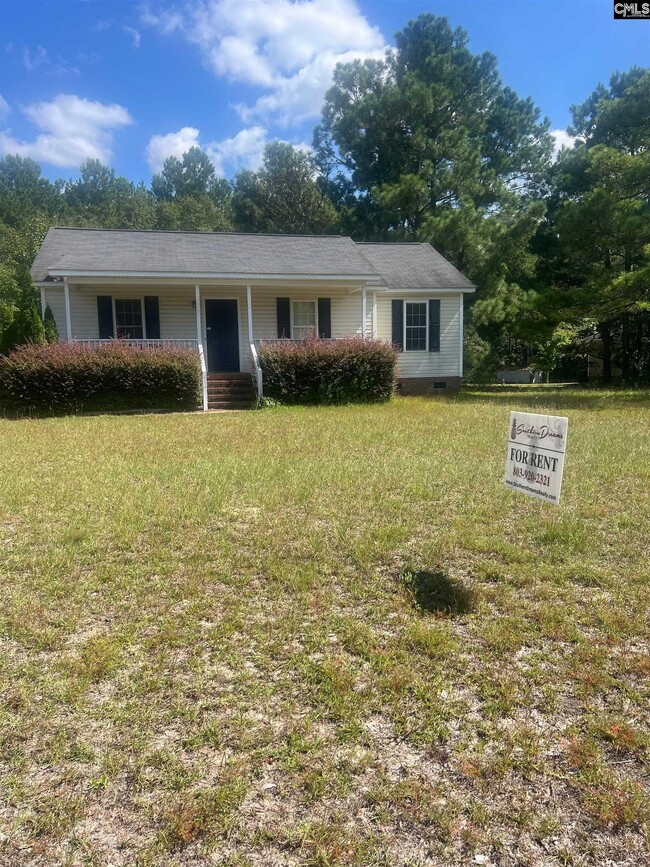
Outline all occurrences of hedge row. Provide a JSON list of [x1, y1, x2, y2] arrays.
[[259, 337, 397, 404], [0, 342, 201, 413]]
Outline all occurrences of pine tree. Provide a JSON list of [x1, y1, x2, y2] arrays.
[[314, 14, 553, 377]]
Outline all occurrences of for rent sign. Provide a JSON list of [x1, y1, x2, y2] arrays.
[[504, 411, 569, 504]]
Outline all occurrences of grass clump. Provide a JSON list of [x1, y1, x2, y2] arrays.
[[156, 775, 248, 850]]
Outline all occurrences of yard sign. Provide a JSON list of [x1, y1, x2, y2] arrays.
[[504, 411, 569, 505]]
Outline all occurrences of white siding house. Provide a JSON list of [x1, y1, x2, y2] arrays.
[[31, 228, 475, 408]]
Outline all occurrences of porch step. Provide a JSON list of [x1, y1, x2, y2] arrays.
[[207, 385, 255, 395], [209, 400, 256, 411], [206, 373, 256, 410], [207, 372, 251, 381]]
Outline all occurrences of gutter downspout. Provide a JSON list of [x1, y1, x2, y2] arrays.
[[372, 291, 377, 339], [459, 293, 464, 378]]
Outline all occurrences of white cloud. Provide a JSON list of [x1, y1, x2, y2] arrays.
[[0, 94, 133, 168], [93, 19, 112, 32], [142, 0, 386, 126], [123, 26, 141, 48], [145, 124, 281, 177], [78, 51, 101, 65], [23, 45, 49, 71], [0, 95, 9, 122], [22, 45, 81, 76], [207, 125, 268, 176], [551, 129, 576, 157], [140, 5, 184, 36], [52, 60, 81, 75], [146, 126, 201, 172]]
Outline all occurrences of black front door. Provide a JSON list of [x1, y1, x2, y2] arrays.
[[205, 299, 239, 371]]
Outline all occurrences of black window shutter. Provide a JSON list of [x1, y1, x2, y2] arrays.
[[429, 299, 441, 352], [277, 297, 291, 338], [391, 299, 404, 351], [144, 296, 160, 339], [317, 298, 331, 338], [97, 296, 114, 339]]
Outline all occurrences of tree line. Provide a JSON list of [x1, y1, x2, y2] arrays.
[[1, 14, 648, 382]]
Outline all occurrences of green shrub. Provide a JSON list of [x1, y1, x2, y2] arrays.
[[258, 337, 397, 404], [43, 303, 59, 343], [0, 282, 46, 355], [0, 342, 201, 414]]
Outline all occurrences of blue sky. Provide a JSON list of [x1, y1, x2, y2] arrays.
[[0, 0, 647, 183]]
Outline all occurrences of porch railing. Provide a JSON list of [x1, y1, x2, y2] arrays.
[[70, 338, 200, 350], [253, 338, 337, 347], [249, 342, 263, 401], [197, 344, 208, 411]]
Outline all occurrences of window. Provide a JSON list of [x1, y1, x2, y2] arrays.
[[405, 301, 427, 351], [115, 299, 144, 339], [292, 300, 317, 340]]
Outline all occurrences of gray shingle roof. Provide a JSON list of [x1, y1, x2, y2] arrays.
[[356, 242, 475, 290], [31, 228, 379, 282], [31, 228, 475, 291]]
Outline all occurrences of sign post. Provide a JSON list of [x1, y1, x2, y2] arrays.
[[504, 411, 569, 505]]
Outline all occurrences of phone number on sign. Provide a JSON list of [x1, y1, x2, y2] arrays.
[[512, 466, 551, 487]]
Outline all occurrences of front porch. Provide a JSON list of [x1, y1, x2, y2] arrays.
[[49, 281, 375, 410]]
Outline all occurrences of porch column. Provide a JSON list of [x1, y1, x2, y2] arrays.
[[63, 278, 72, 341], [40, 287, 46, 319], [246, 284, 253, 345], [195, 283, 208, 411], [195, 283, 202, 343], [372, 291, 378, 339], [361, 285, 367, 339]]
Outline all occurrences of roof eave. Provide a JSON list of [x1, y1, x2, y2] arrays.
[[46, 270, 381, 283], [351, 284, 476, 293]]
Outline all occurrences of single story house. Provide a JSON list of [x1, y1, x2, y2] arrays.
[[31, 227, 475, 409]]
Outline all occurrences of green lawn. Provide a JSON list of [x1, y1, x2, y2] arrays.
[[1, 388, 649, 866]]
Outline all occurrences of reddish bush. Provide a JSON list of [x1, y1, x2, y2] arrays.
[[258, 337, 397, 404], [0, 342, 201, 413]]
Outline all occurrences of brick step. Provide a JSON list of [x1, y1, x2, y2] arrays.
[[206, 372, 255, 409], [208, 386, 255, 400], [207, 389, 256, 397], [208, 379, 253, 388], [208, 397, 256, 406], [207, 373, 251, 381], [208, 399, 256, 410], [207, 388, 254, 395]]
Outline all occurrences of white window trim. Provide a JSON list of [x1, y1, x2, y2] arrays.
[[113, 296, 146, 340], [404, 299, 428, 352], [290, 299, 318, 339]]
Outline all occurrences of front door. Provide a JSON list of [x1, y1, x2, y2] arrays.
[[205, 299, 240, 371]]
